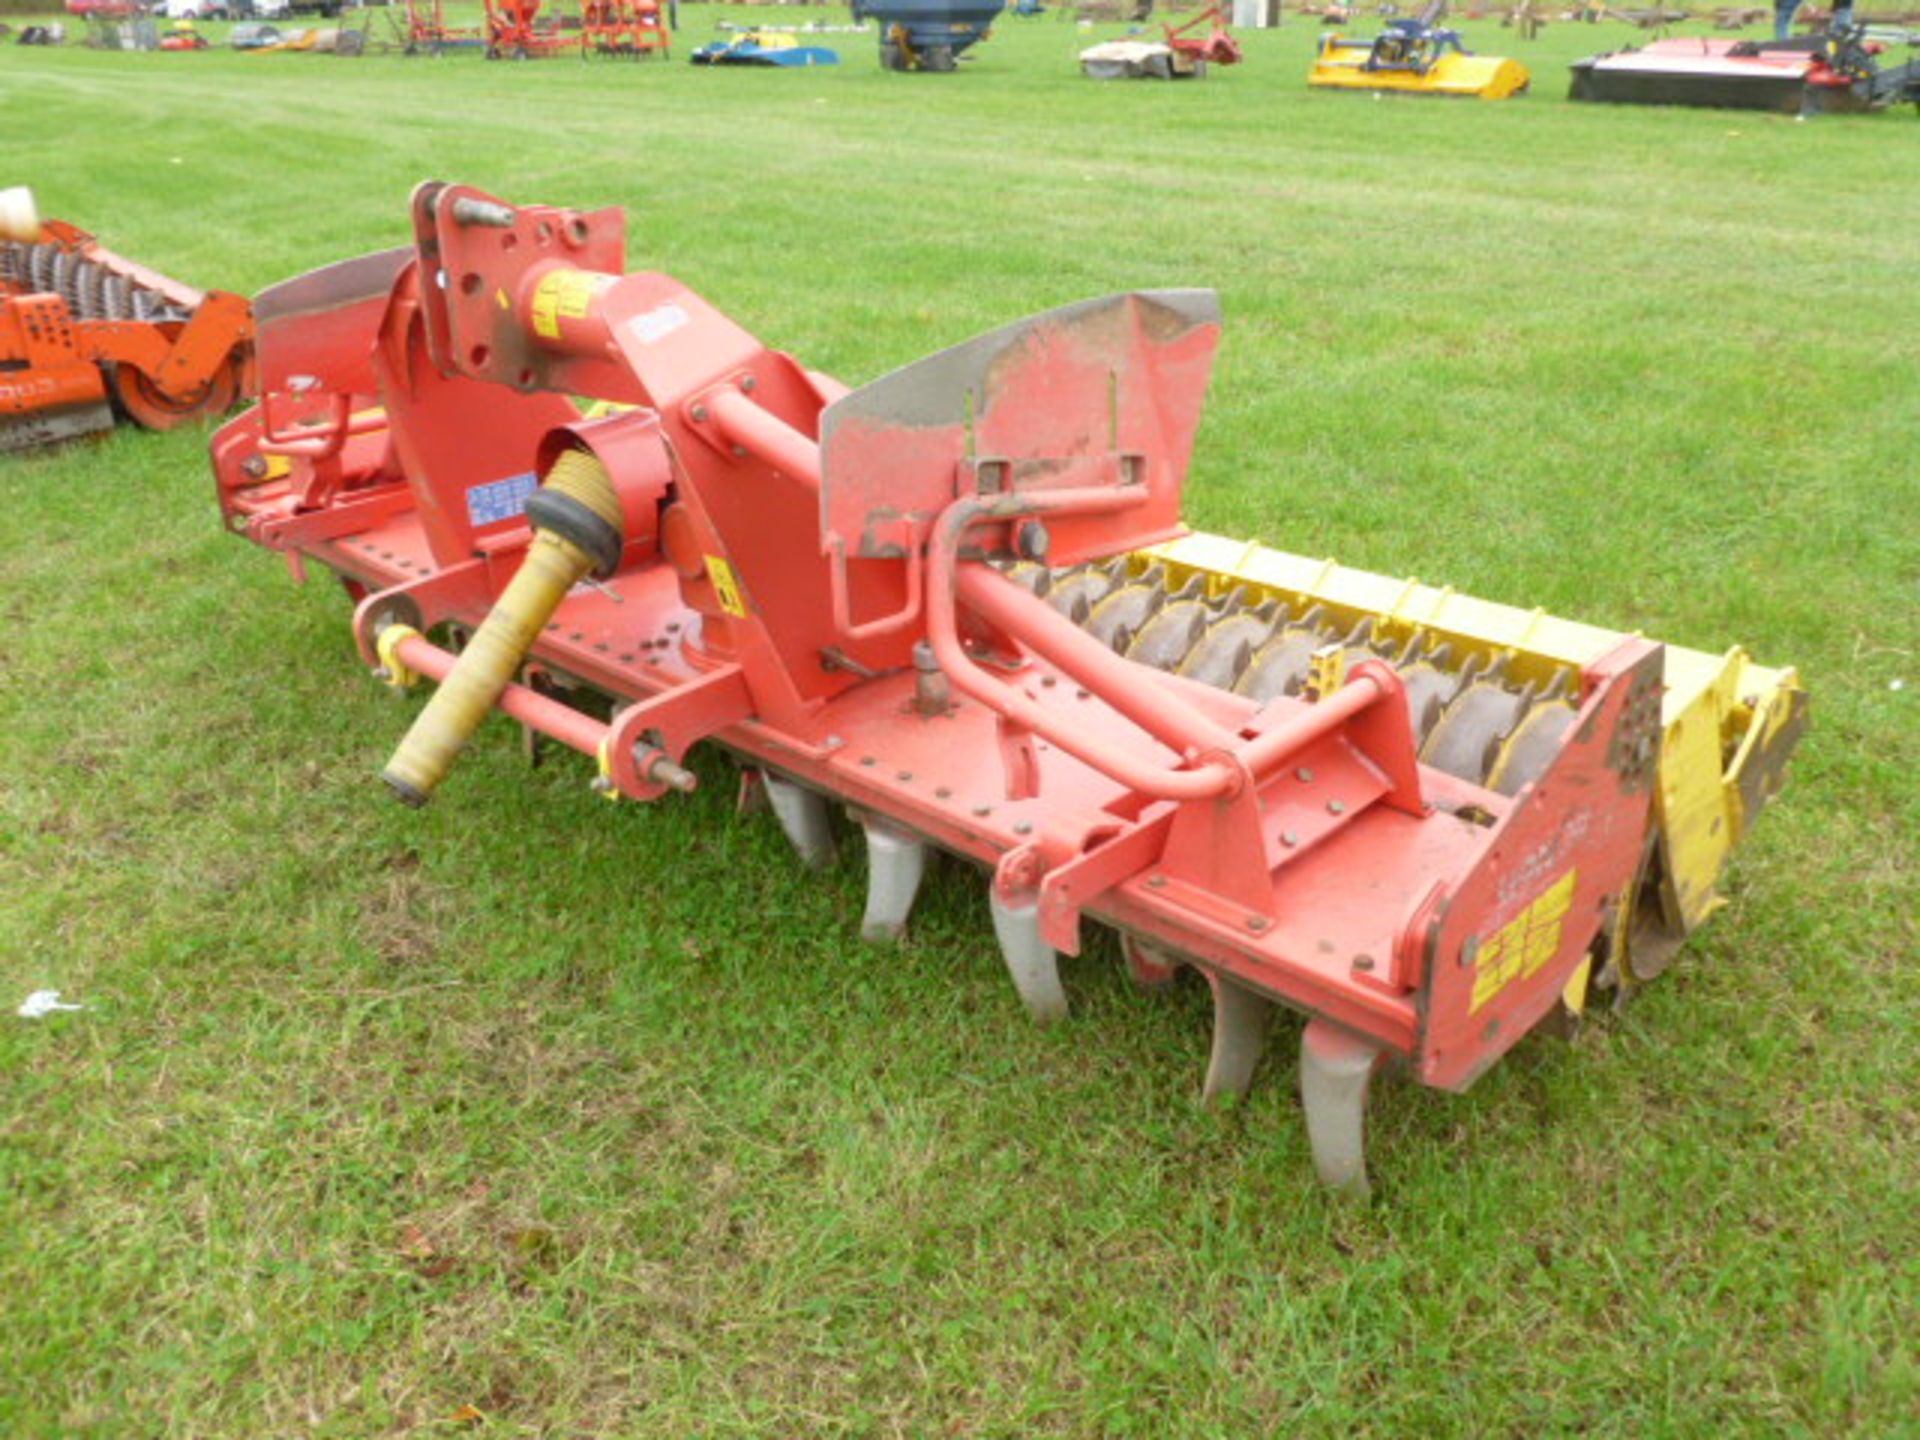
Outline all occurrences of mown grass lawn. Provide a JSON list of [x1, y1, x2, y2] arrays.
[[2, 8, 1917, 1436]]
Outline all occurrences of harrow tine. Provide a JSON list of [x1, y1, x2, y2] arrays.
[[859, 820, 927, 942], [989, 889, 1066, 1023], [763, 772, 836, 871], [1299, 1020, 1384, 1200], [1202, 971, 1274, 1099]]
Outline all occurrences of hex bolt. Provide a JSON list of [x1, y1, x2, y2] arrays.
[[860, 755, 876, 767], [896, 771, 913, 782], [1246, 915, 1271, 933], [1146, 874, 1167, 889], [739, 375, 757, 393], [1353, 954, 1375, 972], [1280, 830, 1299, 848], [1013, 821, 1033, 836], [972, 804, 992, 818], [690, 404, 709, 423], [1327, 799, 1347, 815], [1296, 766, 1315, 783], [912, 640, 951, 717]]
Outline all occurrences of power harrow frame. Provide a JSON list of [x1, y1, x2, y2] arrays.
[[1, 198, 253, 453], [214, 184, 1804, 1194]]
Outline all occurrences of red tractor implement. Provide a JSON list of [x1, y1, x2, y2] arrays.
[[1163, 3, 1242, 67], [1, 189, 253, 453], [213, 184, 1805, 1194], [582, 0, 668, 56], [403, 0, 485, 52], [484, 0, 578, 57]]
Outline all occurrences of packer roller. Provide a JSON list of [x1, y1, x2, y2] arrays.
[[212, 183, 1805, 1194]]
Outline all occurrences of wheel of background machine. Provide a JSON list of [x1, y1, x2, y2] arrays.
[[922, 43, 955, 71], [106, 360, 240, 433], [879, 38, 903, 68]]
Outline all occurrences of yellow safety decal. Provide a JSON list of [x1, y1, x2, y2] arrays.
[[530, 286, 559, 340], [530, 270, 600, 340], [495, 288, 510, 311], [705, 555, 747, 618], [556, 274, 595, 321], [1470, 867, 1577, 1013]]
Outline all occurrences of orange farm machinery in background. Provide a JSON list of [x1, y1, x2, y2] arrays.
[[404, 0, 485, 53], [582, 0, 669, 58], [483, 0, 578, 57], [1, 187, 252, 454]]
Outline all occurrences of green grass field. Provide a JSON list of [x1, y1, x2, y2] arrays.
[[2, 10, 1918, 1435]]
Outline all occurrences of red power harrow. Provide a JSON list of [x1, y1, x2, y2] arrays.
[[213, 184, 1801, 1193]]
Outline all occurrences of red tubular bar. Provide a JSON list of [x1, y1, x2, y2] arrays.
[[393, 632, 608, 757], [704, 385, 822, 489], [1242, 670, 1386, 772], [958, 564, 1241, 760], [928, 493, 1242, 801]]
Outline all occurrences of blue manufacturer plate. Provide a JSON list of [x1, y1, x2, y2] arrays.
[[466, 471, 538, 529]]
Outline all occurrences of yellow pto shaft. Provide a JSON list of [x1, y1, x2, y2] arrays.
[[381, 450, 624, 806]]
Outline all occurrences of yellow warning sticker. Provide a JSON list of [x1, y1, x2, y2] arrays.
[[705, 555, 746, 618], [530, 285, 560, 340], [528, 270, 600, 340], [1470, 868, 1578, 1013], [556, 274, 595, 320]]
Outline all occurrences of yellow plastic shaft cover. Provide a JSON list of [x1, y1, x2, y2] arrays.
[[381, 451, 620, 806]]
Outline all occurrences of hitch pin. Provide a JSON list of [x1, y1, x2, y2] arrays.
[[450, 198, 517, 229]]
